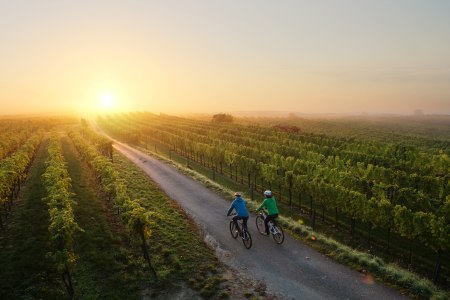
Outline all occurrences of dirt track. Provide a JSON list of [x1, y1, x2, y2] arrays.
[[113, 141, 409, 300]]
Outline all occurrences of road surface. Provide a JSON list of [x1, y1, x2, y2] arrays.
[[112, 141, 409, 300]]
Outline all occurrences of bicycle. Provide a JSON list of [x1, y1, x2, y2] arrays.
[[229, 214, 252, 249], [256, 209, 284, 244]]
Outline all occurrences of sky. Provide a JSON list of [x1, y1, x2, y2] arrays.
[[0, 0, 449, 116]]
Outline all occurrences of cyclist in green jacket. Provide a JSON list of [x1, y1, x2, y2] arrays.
[[256, 190, 279, 235]]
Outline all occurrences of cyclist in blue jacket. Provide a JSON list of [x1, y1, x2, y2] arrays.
[[227, 192, 249, 231]]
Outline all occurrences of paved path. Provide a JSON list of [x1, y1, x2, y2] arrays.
[[112, 140, 409, 300]]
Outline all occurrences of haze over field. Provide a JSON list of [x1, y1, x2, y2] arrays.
[[1, 0, 449, 116]]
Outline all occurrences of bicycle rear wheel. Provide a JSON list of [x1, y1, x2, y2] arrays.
[[272, 225, 284, 244], [242, 229, 252, 249], [255, 215, 266, 235], [229, 221, 238, 239]]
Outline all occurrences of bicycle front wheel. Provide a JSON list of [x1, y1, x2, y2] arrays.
[[272, 225, 284, 244], [255, 215, 266, 235], [242, 229, 252, 249], [230, 221, 238, 239]]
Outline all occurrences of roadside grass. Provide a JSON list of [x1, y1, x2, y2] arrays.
[[133, 141, 450, 300], [0, 138, 66, 299], [61, 135, 144, 299], [112, 150, 226, 298]]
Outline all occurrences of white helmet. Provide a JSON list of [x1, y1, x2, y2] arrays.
[[264, 190, 272, 197], [234, 192, 241, 197]]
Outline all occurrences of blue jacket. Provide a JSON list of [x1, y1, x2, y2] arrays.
[[227, 197, 249, 217]]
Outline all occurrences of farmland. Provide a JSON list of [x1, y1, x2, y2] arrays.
[[97, 112, 450, 294], [0, 114, 449, 299], [0, 117, 239, 299]]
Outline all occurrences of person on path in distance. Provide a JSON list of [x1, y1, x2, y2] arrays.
[[227, 192, 249, 234], [256, 190, 279, 235]]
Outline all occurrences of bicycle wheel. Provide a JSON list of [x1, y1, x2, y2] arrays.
[[255, 215, 266, 235], [242, 229, 252, 249], [272, 225, 284, 244], [229, 221, 238, 239]]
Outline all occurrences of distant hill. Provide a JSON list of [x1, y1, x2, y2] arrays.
[[231, 110, 307, 117], [231, 110, 450, 119], [231, 110, 387, 119]]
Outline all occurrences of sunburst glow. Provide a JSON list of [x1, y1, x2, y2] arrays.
[[99, 92, 116, 110]]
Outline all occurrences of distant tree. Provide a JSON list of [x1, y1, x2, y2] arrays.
[[212, 113, 233, 123]]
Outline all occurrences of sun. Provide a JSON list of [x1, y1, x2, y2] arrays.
[[99, 92, 116, 110]]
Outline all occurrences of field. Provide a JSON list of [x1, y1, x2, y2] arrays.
[[97, 113, 450, 291], [0, 114, 449, 299], [0, 118, 255, 299]]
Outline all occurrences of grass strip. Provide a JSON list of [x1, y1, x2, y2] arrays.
[[61, 135, 144, 299], [0, 138, 66, 299]]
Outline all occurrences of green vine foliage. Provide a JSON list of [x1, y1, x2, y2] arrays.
[[42, 134, 83, 297]]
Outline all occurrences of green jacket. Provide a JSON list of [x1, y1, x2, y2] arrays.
[[257, 197, 279, 215]]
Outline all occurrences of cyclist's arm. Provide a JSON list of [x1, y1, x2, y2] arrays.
[[256, 200, 266, 212], [226, 202, 235, 216]]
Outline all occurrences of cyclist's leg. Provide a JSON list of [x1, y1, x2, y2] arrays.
[[235, 216, 244, 236], [272, 214, 279, 226], [242, 216, 249, 230], [232, 216, 239, 231], [264, 216, 270, 235]]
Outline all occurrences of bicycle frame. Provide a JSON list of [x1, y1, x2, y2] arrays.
[[256, 209, 284, 244], [259, 210, 277, 228], [235, 219, 244, 234], [229, 214, 252, 249]]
